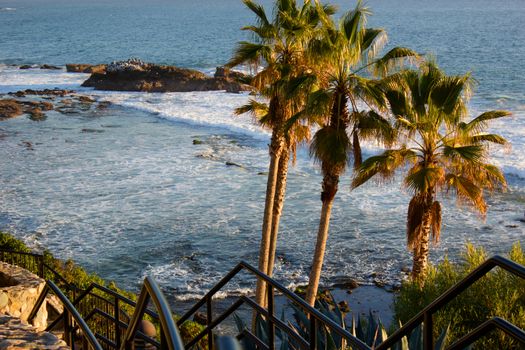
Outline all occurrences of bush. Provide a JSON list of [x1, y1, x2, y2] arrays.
[[394, 242, 525, 349]]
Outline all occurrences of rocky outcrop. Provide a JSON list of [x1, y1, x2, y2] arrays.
[[0, 100, 23, 119], [0, 99, 54, 121], [0, 262, 47, 331], [81, 59, 251, 93], [66, 64, 106, 74], [0, 315, 69, 349]]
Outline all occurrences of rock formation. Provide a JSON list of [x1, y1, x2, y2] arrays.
[[81, 59, 251, 93]]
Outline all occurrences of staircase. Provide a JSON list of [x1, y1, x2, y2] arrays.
[[1, 249, 524, 350]]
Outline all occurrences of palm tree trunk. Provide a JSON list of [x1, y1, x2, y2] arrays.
[[266, 148, 290, 278], [353, 131, 362, 169], [305, 172, 339, 306], [411, 209, 432, 281], [254, 128, 285, 310]]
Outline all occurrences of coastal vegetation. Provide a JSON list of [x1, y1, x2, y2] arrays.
[[352, 61, 510, 281], [394, 243, 525, 349]]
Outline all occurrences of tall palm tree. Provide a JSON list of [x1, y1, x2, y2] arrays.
[[352, 61, 510, 281], [228, 0, 332, 308], [302, 1, 418, 306]]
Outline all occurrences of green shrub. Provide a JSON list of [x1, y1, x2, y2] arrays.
[[0, 231, 31, 252], [394, 242, 525, 349]]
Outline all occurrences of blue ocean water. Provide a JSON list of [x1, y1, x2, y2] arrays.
[[0, 0, 524, 299]]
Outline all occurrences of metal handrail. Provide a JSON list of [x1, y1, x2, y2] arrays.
[[28, 280, 103, 350], [121, 276, 185, 350], [178, 260, 370, 350], [376, 255, 525, 350]]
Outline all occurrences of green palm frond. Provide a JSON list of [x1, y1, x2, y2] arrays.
[[460, 110, 511, 134], [430, 74, 471, 119], [445, 174, 486, 214], [341, 1, 369, 45], [351, 76, 389, 111], [310, 126, 351, 169], [351, 148, 416, 188], [468, 133, 508, 145], [355, 110, 396, 146], [304, 88, 333, 121], [442, 144, 484, 163], [243, 0, 270, 27], [361, 28, 387, 60], [234, 99, 269, 118], [372, 47, 420, 77], [241, 25, 276, 40], [228, 42, 271, 68], [404, 166, 445, 194], [286, 73, 318, 99]]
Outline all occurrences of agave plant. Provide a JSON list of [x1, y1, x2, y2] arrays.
[[233, 290, 453, 350]]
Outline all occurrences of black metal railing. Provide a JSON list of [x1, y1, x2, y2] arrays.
[[2, 249, 524, 350], [177, 261, 370, 350], [28, 280, 103, 350], [375, 255, 525, 350]]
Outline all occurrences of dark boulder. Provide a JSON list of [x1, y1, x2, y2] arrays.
[[40, 64, 62, 70], [82, 60, 251, 93]]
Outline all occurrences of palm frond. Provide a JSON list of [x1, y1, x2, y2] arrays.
[[341, 1, 368, 45], [310, 126, 351, 170], [227, 42, 271, 68], [404, 166, 445, 194], [243, 0, 270, 27], [372, 47, 420, 76], [468, 133, 508, 145], [430, 74, 471, 118], [442, 144, 484, 163], [461, 110, 511, 134], [361, 28, 387, 60], [355, 110, 396, 146], [351, 148, 416, 188], [445, 174, 486, 214]]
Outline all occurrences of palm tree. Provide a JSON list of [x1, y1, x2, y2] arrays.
[[352, 61, 510, 281], [228, 0, 333, 308], [302, 1, 418, 306]]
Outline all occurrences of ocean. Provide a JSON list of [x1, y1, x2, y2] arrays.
[[0, 0, 524, 301]]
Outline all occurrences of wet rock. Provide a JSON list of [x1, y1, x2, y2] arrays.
[[331, 277, 359, 290], [401, 266, 411, 273], [40, 64, 61, 70], [9, 88, 72, 97], [82, 59, 251, 93], [192, 139, 203, 145], [81, 128, 104, 133], [373, 279, 385, 288], [28, 107, 46, 121], [78, 95, 96, 103], [0, 99, 23, 120], [193, 312, 207, 325], [21, 141, 34, 150], [225, 161, 243, 168], [66, 63, 107, 73], [19, 64, 34, 69], [97, 101, 111, 109]]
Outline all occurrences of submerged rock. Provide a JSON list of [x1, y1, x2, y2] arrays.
[[40, 64, 62, 70], [82, 59, 251, 93], [0, 99, 23, 120]]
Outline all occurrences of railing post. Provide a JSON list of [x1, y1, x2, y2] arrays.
[[423, 312, 433, 350], [207, 296, 214, 350], [115, 295, 121, 348], [64, 310, 72, 347], [267, 286, 275, 350], [309, 316, 316, 350]]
